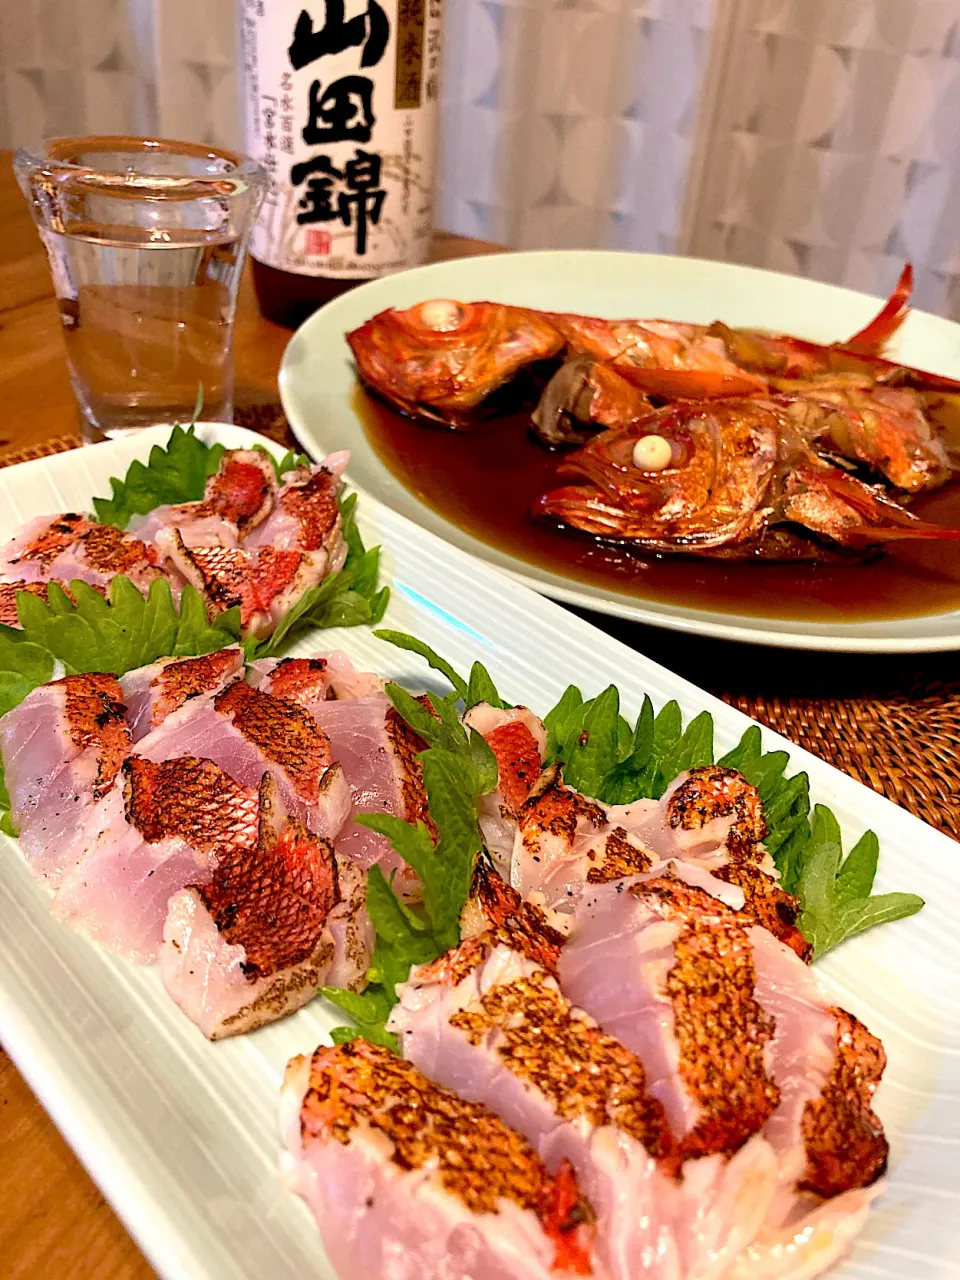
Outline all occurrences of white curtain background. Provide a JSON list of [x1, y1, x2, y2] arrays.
[[4, 0, 960, 315]]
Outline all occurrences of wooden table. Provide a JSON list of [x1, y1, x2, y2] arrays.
[[0, 150, 498, 1280]]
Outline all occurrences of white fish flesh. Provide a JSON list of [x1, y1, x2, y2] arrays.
[[129, 448, 278, 549], [0, 513, 169, 593], [322, 855, 374, 993], [308, 692, 431, 876], [0, 673, 130, 882], [52, 755, 259, 962], [560, 872, 886, 1277], [509, 764, 808, 959], [280, 1039, 600, 1280], [390, 937, 681, 1280], [159, 532, 330, 639], [509, 775, 656, 925], [134, 678, 352, 840], [245, 453, 349, 559], [120, 648, 245, 739], [458, 855, 567, 974], [248, 650, 384, 706], [464, 702, 549, 869]]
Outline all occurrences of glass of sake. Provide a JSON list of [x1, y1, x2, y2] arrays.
[[14, 137, 267, 442]]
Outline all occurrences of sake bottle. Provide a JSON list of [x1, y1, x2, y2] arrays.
[[238, 0, 443, 327]]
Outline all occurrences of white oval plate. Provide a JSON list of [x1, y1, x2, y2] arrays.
[[2, 426, 959, 1280], [279, 250, 960, 652]]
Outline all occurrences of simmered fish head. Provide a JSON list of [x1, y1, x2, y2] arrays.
[[347, 300, 565, 426], [539, 397, 960, 555], [546, 313, 767, 399], [536, 398, 782, 552], [774, 380, 954, 494]]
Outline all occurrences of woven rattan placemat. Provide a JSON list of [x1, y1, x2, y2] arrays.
[[3, 414, 956, 843]]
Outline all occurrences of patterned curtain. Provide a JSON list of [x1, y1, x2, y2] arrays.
[[4, 0, 960, 315], [682, 0, 960, 315], [0, 0, 241, 151]]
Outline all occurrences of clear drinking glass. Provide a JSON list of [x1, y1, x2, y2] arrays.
[[14, 137, 267, 442]]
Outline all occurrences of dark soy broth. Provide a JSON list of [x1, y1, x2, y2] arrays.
[[357, 390, 960, 623]]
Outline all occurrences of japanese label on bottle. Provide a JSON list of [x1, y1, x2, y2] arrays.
[[240, 0, 442, 279]]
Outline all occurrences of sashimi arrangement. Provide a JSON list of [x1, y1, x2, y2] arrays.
[[283, 645, 921, 1280], [0, 431, 928, 1280], [0, 425, 388, 649]]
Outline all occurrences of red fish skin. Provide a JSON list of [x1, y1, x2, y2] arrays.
[[347, 301, 565, 424], [214, 679, 333, 805], [193, 774, 340, 981], [294, 1039, 597, 1275], [485, 720, 544, 815], [263, 657, 332, 706], [204, 452, 277, 531], [277, 469, 340, 551], [56, 673, 131, 800], [147, 650, 245, 728], [3, 514, 165, 591], [122, 755, 260, 856], [166, 533, 314, 634]]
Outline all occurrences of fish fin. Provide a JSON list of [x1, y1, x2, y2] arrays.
[[843, 263, 913, 354]]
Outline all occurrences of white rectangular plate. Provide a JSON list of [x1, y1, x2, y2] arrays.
[[0, 425, 957, 1280]]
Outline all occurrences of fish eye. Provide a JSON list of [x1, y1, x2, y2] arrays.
[[631, 434, 673, 471], [417, 300, 465, 332]]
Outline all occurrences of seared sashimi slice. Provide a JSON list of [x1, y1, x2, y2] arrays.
[[52, 756, 259, 962], [160, 532, 327, 639], [308, 694, 431, 875], [561, 875, 781, 1156], [459, 855, 567, 974], [561, 874, 885, 1277], [130, 448, 277, 548], [120, 648, 244, 739], [280, 1039, 597, 1280], [323, 856, 374, 992], [249, 651, 383, 705], [659, 766, 809, 961], [161, 774, 341, 1038], [511, 762, 807, 958], [510, 775, 655, 924], [245, 453, 348, 561], [0, 513, 167, 592], [727, 929, 887, 1278], [465, 702, 548, 868], [390, 935, 679, 1280], [0, 673, 130, 881], [135, 679, 352, 839]]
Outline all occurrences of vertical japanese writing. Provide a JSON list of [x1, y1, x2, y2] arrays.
[[261, 94, 279, 183], [425, 0, 441, 101], [241, 6, 262, 138], [243, 0, 442, 277], [288, 1, 390, 258], [394, 0, 425, 110], [280, 71, 295, 154]]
